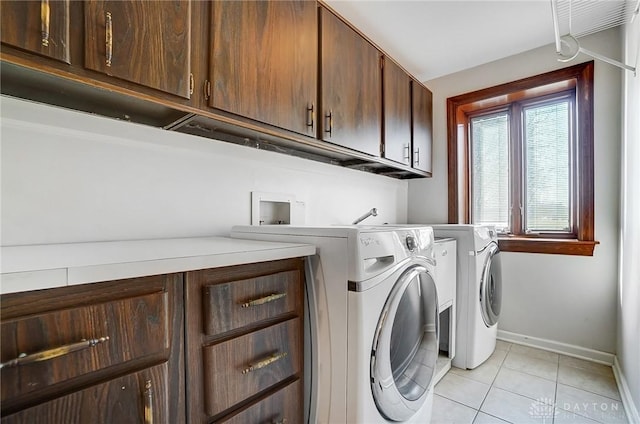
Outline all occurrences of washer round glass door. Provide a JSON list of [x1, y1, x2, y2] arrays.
[[479, 242, 502, 327], [370, 264, 439, 421]]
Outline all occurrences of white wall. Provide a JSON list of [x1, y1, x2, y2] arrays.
[[617, 19, 640, 419], [0, 96, 408, 246], [408, 28, 622, 354]]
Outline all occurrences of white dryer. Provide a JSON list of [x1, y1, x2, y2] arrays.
[[429, 224, 502, 370], [231, 225, 439, 423]]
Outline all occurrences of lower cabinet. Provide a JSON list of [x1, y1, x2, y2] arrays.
[[2, 363, 170, 424], [220, 379, 302, 424], [185, 258, 305, 423], [0, 258, 305, 423], [0, 273, 185, 423]]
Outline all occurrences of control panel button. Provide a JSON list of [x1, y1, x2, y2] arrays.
[[406, 235, 417, 251]]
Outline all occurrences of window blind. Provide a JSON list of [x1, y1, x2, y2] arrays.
[[470, 113, 510, 231], [524, 101, 571, 232]]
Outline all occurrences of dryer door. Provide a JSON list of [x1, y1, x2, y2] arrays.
[[370, 264, 439, 421], [479, 242, 502, 327]]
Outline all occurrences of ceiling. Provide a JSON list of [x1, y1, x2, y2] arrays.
[[322, 0, 623, 82]]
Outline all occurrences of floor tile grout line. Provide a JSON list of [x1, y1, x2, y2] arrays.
[[433, 392, 481, 417], [475, 344, 521, 423], [556, 381, 623, 403], [500, 362, 558, 383], [472, 345, 510, 414]]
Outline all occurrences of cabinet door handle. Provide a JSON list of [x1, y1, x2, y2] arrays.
[[242, 351, 288, 374], [204, 80, 211, 100], [40, 0, 50, 47], [324, 110, 333, 137], [143, 379, 153, 424], [241, 292, 286, 308], [414, 147, 420, 166], [306, 103, 315, 131], [403, 144, 410, 163], [272, 419, 287, 424], [442, 249, 448, 256], [105, 11, 113, 67], [0, 336, 110, 369]]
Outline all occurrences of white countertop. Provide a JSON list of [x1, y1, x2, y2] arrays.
[[0, 237, 316, 295]]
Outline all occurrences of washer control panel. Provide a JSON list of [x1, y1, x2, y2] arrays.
[[405, 235, 417, 251]]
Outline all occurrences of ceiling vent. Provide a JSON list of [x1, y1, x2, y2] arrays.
[[550, 0, 638, 74]]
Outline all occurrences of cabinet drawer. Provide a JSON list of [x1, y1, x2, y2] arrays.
[[1, 362, 169, 424], [219, 379, 302, 424], [203, 318, 302, 417], [1, 290, 169, 404], [203, 270, 301, 337]]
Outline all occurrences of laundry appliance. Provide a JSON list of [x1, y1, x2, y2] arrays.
[[429, 224, 502, 370], [231, 225, 439, 423]]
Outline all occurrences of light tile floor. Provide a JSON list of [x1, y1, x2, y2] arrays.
[[432, 341, 628, 424]]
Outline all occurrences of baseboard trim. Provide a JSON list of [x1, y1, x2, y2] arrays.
[[497, 329, 615, 365], [613, 356, 640, 424]]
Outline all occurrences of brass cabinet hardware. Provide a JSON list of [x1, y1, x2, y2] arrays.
[[40, 0, 50, 47], [189, 73, 194, 96], [325, 110, 333, 137], [143, 379, 153, 424], [105, 11, 113, 67], [241, 292, 286, 308], [0, 336, 110, 369], [242, 351, 287, 374], [414, 147, 420, 166], [204, 80, 211, 100], [306, 103, 315, 131]]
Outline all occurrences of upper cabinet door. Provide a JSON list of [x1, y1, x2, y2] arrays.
[[320, 7, 381, 157], [211, 1, 317, 137], [412, 81, 433, 174], [84, 0, 191, 99], [383, 58, 412, 165], [0, 0, 71, 64]]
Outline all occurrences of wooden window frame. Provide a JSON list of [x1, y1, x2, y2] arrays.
[[447, 61, 598, 256]]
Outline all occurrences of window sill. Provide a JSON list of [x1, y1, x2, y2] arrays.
[[498, 237, 599, 256]]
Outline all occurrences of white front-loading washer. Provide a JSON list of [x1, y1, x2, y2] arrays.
[[429, 224, 502, 370], [230, 225, 439, 423]]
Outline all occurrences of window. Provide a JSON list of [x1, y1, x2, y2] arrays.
[[447, 62, 597, 256]]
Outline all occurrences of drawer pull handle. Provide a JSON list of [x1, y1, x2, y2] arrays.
[[241, 292, 286, 308], [40, 0, 50, 47], [242, 351, 288, 374], [272, 419, 287, 424], [0, 336, 110, 369], [105, 11, 113, 67], [144, 379, 153, 424]]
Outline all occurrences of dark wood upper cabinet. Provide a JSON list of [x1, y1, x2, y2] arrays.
[[0, 0, 71, 64], [319, 7, 381, 157], [210, 1, 317, 137], [412, 80, 433, 173], [84, 0, 191, 99], [383, 58, 412, 165]]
